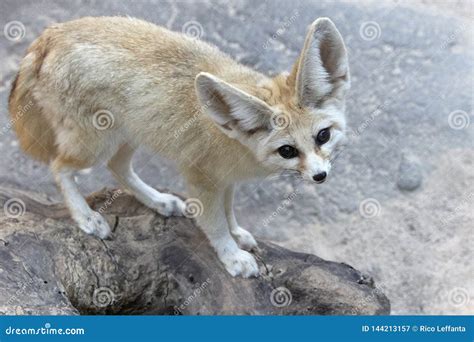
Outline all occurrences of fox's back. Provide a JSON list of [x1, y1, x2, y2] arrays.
[[48, 16, 233, 80], [35, 16, 236, 108]]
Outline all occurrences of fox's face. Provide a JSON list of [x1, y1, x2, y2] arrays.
[[196, 18, 349, 183], [251, 99, 347, 182]]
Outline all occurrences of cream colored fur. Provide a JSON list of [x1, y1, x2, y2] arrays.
[[9, 16, 349, 277]]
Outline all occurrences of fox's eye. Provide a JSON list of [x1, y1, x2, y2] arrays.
[[316, 128, 331, 145], [278, 145, 299, 159]]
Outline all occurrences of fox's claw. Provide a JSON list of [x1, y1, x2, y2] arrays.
[[231, 226, 258, 251], [151, 194, 186, 217], [76, 211, 111, 239], [217, 246, 259, 278]]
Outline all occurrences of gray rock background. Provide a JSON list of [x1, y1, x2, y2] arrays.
[[0, 0, 472, 314]]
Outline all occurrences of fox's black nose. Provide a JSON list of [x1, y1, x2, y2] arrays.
[[313, 172, 327, 183]]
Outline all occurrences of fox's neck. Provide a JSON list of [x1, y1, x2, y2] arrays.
[[191, 136, 272, 187], [205, 60, 270, 96]]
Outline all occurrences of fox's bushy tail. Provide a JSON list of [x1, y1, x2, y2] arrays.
[[8, 32, 57, 163]]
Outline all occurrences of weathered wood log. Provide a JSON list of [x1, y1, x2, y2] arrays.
[[0, 187, 390, 315]]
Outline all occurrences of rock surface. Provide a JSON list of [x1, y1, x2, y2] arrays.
[[0, 0, 472, 314], [397, 154, 422, 191], [0, 187, 390, 315]]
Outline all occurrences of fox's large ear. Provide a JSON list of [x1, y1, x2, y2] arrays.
[[195, 72, 273, 137], [290, 18, 350, 107]]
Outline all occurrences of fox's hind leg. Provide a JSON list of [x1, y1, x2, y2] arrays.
[[51, 159, 111, 239], [108, 144, 185, 216]]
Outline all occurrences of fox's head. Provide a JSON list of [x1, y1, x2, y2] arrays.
[[195, 18, 349, 183]]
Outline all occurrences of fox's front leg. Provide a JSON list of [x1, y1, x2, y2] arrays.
[[188, 183, 259, 278], [224, 185, 258, 251]]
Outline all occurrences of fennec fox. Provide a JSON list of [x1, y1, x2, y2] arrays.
[[9, 16, 349, 277]]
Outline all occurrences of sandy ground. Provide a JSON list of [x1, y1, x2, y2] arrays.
[[0, 0, 472, 314]]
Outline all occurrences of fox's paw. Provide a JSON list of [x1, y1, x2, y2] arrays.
[[218, 247, 259, 278], [152, 194, 186, 217], [231, 226, 258, 251], [76, 211, 111, 239]]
